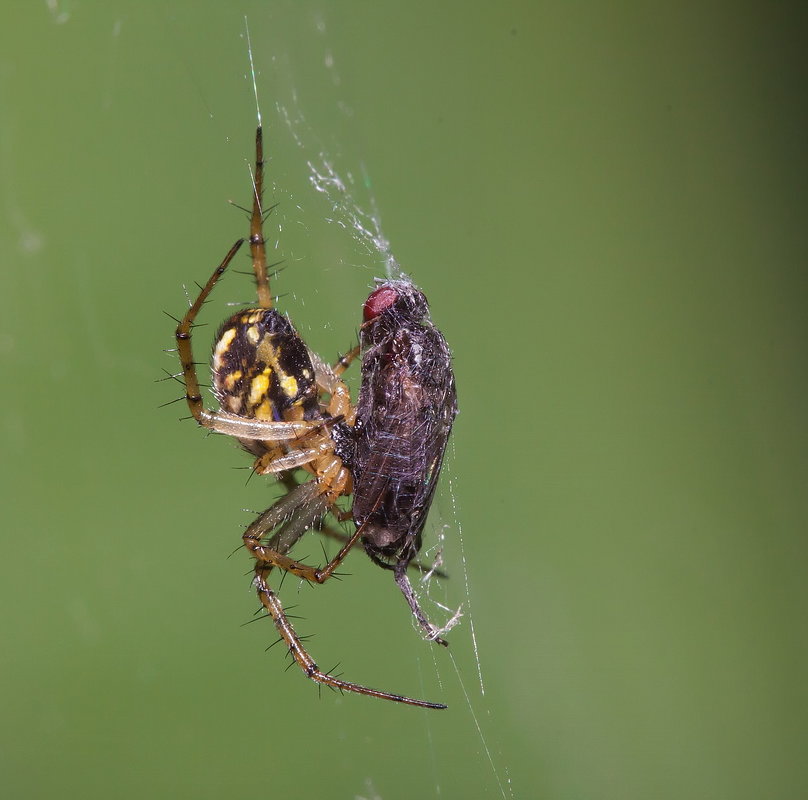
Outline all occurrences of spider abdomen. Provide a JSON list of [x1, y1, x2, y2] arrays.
[[211, 308, 319, 426]]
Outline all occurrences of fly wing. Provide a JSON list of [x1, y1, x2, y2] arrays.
[[409, 382, 456, 541]]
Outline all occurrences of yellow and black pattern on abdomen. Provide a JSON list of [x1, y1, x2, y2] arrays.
[[211, 308, 318, 422]]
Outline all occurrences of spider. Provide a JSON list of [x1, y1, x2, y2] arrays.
[[173, 125, 455, 709]]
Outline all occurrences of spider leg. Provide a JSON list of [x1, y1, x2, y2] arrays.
[[332, 345, 361, 377], [243, 480, 325, 549], [198, 411, 324, 441], [308, 345, 360, 389], [248, 125, 272, 309], [253, 567, 446, 709], [394, 559, 449, 647], [243, 495, 364, 584], [308, 347, 360, 423], [175, 239, 244, 426], [253, 442, 329, 475]]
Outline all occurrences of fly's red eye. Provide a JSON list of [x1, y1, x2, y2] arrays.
[[363, 286, 398, 321]]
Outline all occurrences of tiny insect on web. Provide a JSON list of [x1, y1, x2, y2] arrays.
[[171, 123, 457, 708]]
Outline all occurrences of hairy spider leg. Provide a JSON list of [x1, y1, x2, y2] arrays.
[[249, 125, 272, 309], [254, 569, 446, 709], [242, 485, 364, 584]]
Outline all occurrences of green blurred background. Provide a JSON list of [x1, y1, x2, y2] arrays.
[[1, 2, 807, 798]]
